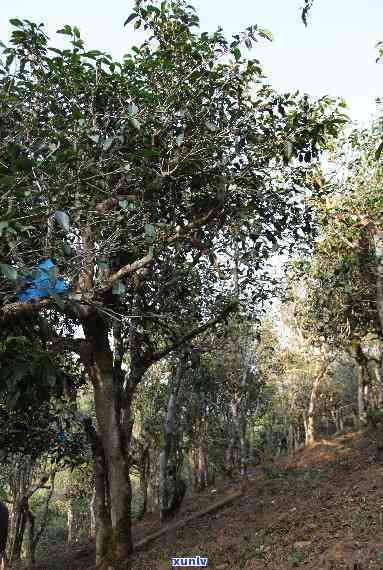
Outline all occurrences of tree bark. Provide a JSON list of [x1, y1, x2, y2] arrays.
[[305, 374, 322, 446], [81, 313, 136, 569], [78, 296, 230, 565], [197, 444, 208, 491], [357, 364, 368, 426], [374, 230, 383, 334], [355, 345, 369, 427], [225, 428, 236, 479], [25, 505, 35, 567], [159, 354, 187, 522], [305, 357, 331, 446], [137, 440, 150, 519], [380, 357, 383, 409], [90, 486, 96, 539], [8, 455, 33, 563], [147, 448, 160, 513], [67, 500, 74, 545]]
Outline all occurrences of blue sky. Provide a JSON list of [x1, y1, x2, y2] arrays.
[[1, 0, 382, 124]]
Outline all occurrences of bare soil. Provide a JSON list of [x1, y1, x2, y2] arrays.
[[27, 429, 383, 569]]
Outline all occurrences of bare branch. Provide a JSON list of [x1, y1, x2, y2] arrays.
[[106, 254, 154, 287]]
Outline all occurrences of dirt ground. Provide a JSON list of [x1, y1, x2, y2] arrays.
[[28, 430, 383, 569]]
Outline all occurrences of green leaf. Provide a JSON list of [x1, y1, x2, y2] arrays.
[[83, 50, 103, 59], [0, 263, 18, 281], [258, 28, 273, 41], [233, 47, 241, 62], [124, 13, 137, 26], [57, 25, 73, 36], [54, 210, 70, 233], [9, 19, 23, 28], [6, 53, 15, 67]]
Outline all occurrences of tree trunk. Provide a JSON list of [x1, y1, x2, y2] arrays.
[[197, 444, 208, 491], [147, 448, 160, 513], [159, 355, 187, 522], [81, 314, 137, 570], [8, 455, 33, 564], [305, 359, 330, 446], [80, 307, 154, 569], [232, 340, 259, 478], [137, 442, 150, 519], [305, 375, 321, 446], [187, 449, 199, 492], [294, 424, 302, 450], [0, 502, 8, 570], [225, 432, 236, 479], [364, 371, 373, 410], [239, 426, 248, 477], [355, 346, 368, 427], [380, 357, 383, 409], [67, 500, 74, 545], [374, 230, 383, 335], [90, 486, 96, 539], [25, 507, 35, 567], [30, 473, 55, 561], [337, 409, 344, 433]]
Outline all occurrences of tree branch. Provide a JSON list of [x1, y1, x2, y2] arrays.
[[105, 254, 154, 287], [0, 298, 52, 324], [149, 302, 238, 364]]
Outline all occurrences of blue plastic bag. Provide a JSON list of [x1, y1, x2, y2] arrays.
[[17, 258, 67, 303]]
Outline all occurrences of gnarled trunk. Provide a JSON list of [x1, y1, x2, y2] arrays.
[[81, 313, 145, 569]]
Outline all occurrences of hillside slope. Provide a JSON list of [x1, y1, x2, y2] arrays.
[[33, 430, 383, 569]]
